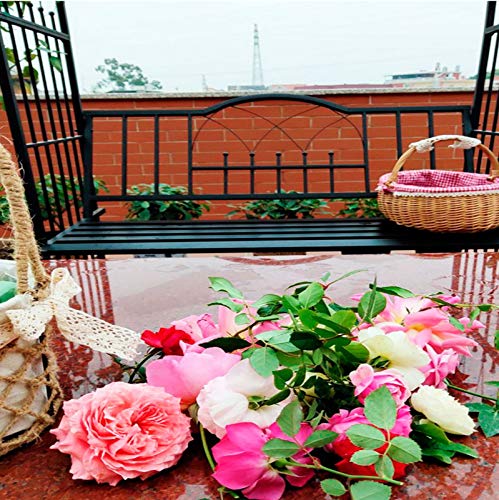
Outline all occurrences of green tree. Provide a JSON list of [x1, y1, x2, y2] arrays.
[[94, 58, 163, 92]]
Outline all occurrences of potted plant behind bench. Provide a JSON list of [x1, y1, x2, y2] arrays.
[[125, 184, 211, 257], [226, 190, 330, 256], [126, 183, 210, 221]]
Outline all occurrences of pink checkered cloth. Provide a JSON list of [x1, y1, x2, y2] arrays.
[[377, 170, 499, 194]]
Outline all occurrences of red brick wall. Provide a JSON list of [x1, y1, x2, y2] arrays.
[[0, 90, 486, 221]]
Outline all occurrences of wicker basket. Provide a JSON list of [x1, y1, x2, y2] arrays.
[[377, 135, 499, 233]]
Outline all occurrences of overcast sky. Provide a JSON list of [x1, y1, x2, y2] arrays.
[[63, 0, 488, 93]]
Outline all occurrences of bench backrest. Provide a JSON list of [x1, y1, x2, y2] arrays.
[[1, 2, 498, 237]]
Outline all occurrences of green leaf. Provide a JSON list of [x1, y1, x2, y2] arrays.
[[387, 436, 422, 463], [199, 337, 250, 351], [449, 316, 465, 332], [330, 309, 358, 330], [49, 55, 63, 72], [298, 282, 324, 308], [252, 294, 281, 308], [329, 269, 368, 285], [341, 342, 370, 361], [281, 295, 301, 313], [437, 441, 479, 458], [485, 381, 499, 387], [350, 449, 380, 465], [273, 368, 293, 389], [346, 424, 386, 450], [207, 299, 244, 313], [466, 402, 499, 437], [421, 447, 453, 464], [364, 386, 397, 431], [350, 480, 391, 500], [262, 438, 300, 458], [312, 349, 323, 365], [375, 455, 395, 479], [249, 347, 279, 378], [495, 330, 499, 350], [299, 309, 318, 329], [358, 290, 386, 322], [373, 285, 415, 298], [412, 421, 450, 443], [263, 388, 291, 406], [290, 331, 322, 350], [303, 430, 338, 448], [277, 400, 303, 437], [320, 271, 331, 283], [320, 478, 346, 496], [235, 313, 250, 325], [208, 277, 244, 299]]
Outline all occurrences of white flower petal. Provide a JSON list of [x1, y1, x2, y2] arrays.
[[411, 386, 475, 435]]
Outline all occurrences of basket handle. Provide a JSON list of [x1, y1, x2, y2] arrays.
[[0, 143, 50, 296], [386, 134, 499, 185]]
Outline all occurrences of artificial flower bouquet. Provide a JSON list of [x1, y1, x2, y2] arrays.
[[50, 273, 498, 500]]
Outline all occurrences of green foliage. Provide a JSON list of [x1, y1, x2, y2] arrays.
[[227, 191, 330, 220], [0, 175, 107, 226], [95, 58, 162, 92], [336, 197, 383, 219], [1, 37, 63, 107], [126, 183, 210, 221], [127, 273, 496, 499], [466, 402, 499, 437]]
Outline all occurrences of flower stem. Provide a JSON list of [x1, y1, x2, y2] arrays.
[[287, 460, 404, 486], [128, 348, 160, 383], [199, 424, 215, 471], [445, 381, 497, 402]]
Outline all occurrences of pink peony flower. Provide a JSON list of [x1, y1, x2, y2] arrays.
[[420, 346, 460, 388], [212, 422, 314, 500], [404, 308, 480, 356], [146, 347, 240, 408], [349, 364, 411, 407], [50, 382, 192, 486]]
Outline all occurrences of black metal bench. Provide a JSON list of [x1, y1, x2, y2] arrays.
[[1, 3, 499, 257], [44, 218, 499, 255]]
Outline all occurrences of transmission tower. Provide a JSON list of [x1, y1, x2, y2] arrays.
[[252, 24, 264, 87]]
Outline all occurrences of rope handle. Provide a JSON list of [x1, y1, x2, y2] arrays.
[[0, 143, 49, 296], [386, 135, 499, 185]]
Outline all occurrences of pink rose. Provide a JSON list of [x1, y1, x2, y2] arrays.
[[349, 364, 411, 407], [146, 347, 240, 408], [171, 313, 219, 342], [50, 382, 192, 486], [212, 422, 314, 500], [420, 346, 460, 388]]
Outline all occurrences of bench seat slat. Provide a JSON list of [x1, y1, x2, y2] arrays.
[[43, 219, 499, 255]]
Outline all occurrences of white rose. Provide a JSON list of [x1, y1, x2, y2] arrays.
[[358, 328, 430, 390], [197, 358, 293, 438], [411, 386, 475, 435]]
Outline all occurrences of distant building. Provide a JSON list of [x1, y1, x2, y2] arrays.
[[384, 63, 475, 89]]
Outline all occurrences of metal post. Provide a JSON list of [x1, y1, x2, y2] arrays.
[[0, 32, 45, 238], [470, 1, 497, 131]]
